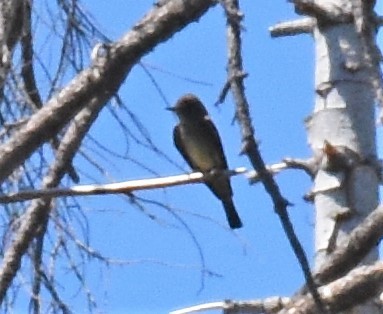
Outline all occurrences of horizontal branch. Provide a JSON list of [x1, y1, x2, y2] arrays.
[[246, 162, 287, 183], [170, 296, 290, 314], [269, 17, 315, 37], [2, 156, 317, 204], [1, 156, 322, 203], [0, 168, 247, 203]]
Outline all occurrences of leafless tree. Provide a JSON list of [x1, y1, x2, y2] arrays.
[[0, 0, 381, 313]]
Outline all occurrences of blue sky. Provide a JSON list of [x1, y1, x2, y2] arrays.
[[17, 1, 383, 313]]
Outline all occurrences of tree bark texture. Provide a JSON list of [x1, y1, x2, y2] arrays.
[[306, 1, 380, 313]]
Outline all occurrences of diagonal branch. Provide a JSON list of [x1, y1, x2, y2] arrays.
[[281, 261, 383, 314], [221, 0, 324, 312], [314, 205, 383, 286]]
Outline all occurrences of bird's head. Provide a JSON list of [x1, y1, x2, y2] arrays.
[[167, 94, 208, 120]]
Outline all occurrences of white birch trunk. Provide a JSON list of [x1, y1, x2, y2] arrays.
[[308, 15, 380, 314]]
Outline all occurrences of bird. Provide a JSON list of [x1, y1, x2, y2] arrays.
[[168, 94, 242, 229]]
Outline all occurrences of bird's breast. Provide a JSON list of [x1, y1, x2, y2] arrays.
[[180, 124, 222, 171]]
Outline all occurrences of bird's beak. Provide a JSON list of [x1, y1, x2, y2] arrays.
[[166, 106, 176, 112]]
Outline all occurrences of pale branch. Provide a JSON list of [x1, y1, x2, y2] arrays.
[[0, 0, 217, 184], [0, 168, 247, 204], [281, 262, 383, 314], [222, 0, 322, 310], [172, 262, 383, 314], [313, 205, 383, 286], [246, 162, 288, 184], [247, 158, 318, 184], [0, 158, 309, 202], [283, 157, 321, 177], [269, 17, 315, 37], [170, 297, 290, 314]]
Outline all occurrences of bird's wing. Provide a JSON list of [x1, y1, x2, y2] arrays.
[[202, 117, 229, 169], [174, 122, 233, 199], [173, 124, 199, 170]]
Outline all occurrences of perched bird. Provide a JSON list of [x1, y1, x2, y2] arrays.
[[168, 94, 242, 229]]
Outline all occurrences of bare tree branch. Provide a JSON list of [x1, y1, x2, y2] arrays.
[[269, 17, 315, 37], [0, 168, 247, 204], [221, 0, 323, 311], [175, 261, 383, 314], [0, 96, 104, 302], [170, 297, 290, 314], [281, 262, 383, 314], [313, 205, 383, 286]]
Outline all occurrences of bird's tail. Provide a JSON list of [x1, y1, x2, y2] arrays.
[[222, 198, 242, 229]]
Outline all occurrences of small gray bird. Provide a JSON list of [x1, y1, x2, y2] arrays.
[[168, 94, 242, 229]]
